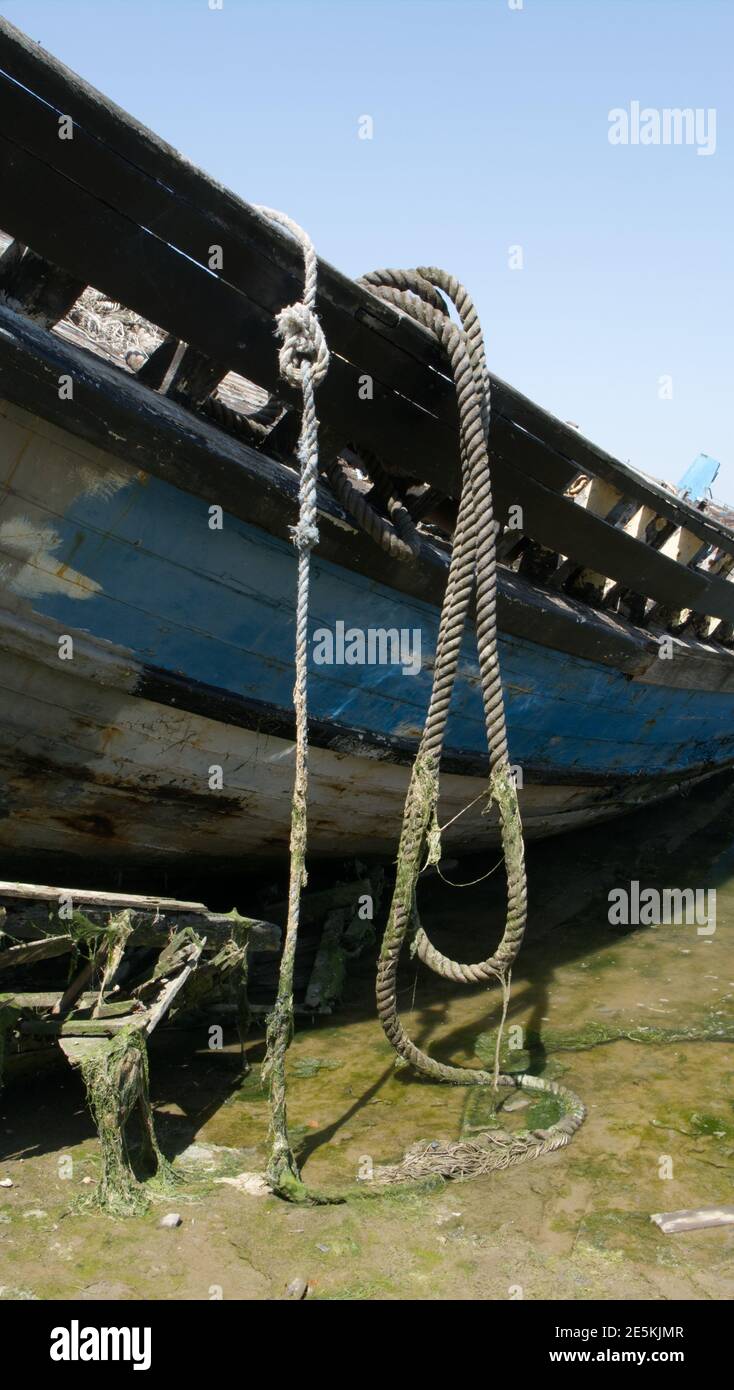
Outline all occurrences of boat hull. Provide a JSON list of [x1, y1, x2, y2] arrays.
[[1, 636, 710, 872], [1, 395, 733, 875]]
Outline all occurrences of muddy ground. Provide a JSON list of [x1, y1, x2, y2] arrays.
[[1, 776, 733, 1301]]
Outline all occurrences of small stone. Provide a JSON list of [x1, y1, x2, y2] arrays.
[[159, 1213, 182, 1229], [23, 1209, 46, 1219], [282, 1277, 308, 1300], [81, 1177, 94, 1186], [503, 1094, 530, 1112], [0, 1178, 13, 1188]]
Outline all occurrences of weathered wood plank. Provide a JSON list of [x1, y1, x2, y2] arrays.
[[0, 935, 72, 970], [19, 1014, 147, 1037], [51, 947, 105, 1017], [0, 880, 206, 912], [166, 347, 230, 407], [0, 239, 84, 327], [2, 991, 131, 1015], [145, 941, 204, 1035]]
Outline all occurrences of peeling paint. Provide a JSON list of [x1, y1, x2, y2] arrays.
[[0, 516, 101, 599]]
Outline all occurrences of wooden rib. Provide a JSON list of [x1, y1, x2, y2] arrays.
[[0, 240, 84, 328]]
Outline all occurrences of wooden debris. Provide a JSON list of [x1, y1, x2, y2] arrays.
[[0, 878, 281, 1212], [52, 941, 109, 1017], [146, 939, 205, 1036], [0, 935, 72, 970], [651, 1207, 734, 1235]]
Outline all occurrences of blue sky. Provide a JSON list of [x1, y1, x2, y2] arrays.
[[4, 0, 732, 495]]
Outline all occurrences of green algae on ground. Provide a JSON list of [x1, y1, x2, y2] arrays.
[[4, 773, 734, 1299], [525, 1094, 565, 1130], [687, 1110, 734, 1140], [290, 1056, 343, 1079], [477, 1013, 734, 1067], [575, 1210, 687, 1269]]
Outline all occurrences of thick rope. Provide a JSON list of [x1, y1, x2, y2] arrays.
[[257, 207, 331, 1201], [361, 451, 424, 557], [324, 454, 416, 562], [357, 267, 585, 1177]]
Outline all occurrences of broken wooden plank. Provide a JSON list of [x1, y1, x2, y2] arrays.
[[18, 1013, 147, 1037], [134, 334, 180, 389], [145, 940, 205, 1036], [0, 990, 61, 1010], [651, 1207, 734, 1235], [0, 934, 72, 970], [0, 880, 206, 913], [51, 943, 107, 1018], [0, 906, 279, 956], [196, 914, 279, 953], [1, 991, 133, 1016], [166, 346, 229, 407]]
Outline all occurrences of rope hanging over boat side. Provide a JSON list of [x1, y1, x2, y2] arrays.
[[259, 221, 584, 1196], [256, 206, 330, 1202], [354, 267, 585, 1179]]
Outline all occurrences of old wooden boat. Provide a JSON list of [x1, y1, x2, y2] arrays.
[[0, 19, 733, 879]]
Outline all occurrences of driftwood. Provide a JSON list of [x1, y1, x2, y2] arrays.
[[651, 1207, 734, 1234]]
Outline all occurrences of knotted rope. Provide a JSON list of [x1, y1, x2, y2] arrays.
[[257, 207, 331, 1201], [354, 267, 585, 1180]]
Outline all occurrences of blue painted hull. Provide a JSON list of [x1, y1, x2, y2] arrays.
[[0, 399, 733, 870]]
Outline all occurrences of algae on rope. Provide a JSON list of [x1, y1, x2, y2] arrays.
[[74, 1025, 176, 1216]]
